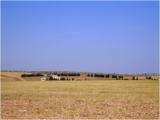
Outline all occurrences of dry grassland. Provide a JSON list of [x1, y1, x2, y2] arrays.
[[1, 75, 159, 119]]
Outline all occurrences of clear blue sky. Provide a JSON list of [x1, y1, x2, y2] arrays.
[[1, 1, 159, 74]]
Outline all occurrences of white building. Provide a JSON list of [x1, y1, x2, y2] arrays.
[[41, 74, 61, 81], [41, 77, 47, 81], [51, 75, 61, 80]]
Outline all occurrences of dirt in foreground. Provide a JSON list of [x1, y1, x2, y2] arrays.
[[1, 78, 159, 119]]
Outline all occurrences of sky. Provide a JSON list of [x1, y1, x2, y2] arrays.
[[1, 1, 159, 74]]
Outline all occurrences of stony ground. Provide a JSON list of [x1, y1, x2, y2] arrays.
[[1, 77, 159, 119]]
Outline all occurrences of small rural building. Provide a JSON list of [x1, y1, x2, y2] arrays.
[[51, 75, 61, 80], [41, 77, 48, 81], [41, 74, 61, 81]]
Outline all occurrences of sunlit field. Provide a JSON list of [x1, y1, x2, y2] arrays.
[[1, 77, 159, 119]]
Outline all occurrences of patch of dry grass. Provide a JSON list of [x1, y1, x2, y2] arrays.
[[1, 72, 25, 81], [1, 79, 159, 119]]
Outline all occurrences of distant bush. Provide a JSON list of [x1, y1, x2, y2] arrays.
[[57, 73, 67, 76], [132, 76, 135, 80], [91, 74, 94, 77], [21, 73, 44, 77], [112, 75, 117, 79], [105, 74, 109, 78], [132, 76, 138, 80], [60, 77, 65, 80], [68, 73, 80, 76], [48, 76, 53, 80], [95, 74, 105, 77], [57, 73, 80, 76], [119, 75, 123, 80], [146, 76, 152, 80]]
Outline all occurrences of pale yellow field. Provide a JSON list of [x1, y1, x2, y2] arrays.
[[1, 74, 159, 119]]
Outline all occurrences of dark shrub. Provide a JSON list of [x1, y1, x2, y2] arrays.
[[48, 76, 53, 80], [119, 75, 123, 80], [132, 76, 135, 80], [95, 74, 104, 77], [60, 77, 65, 80], [112, 75, 117, 79], [146, 76, 152, 79], [105, 74, 109, 78], [21, 73, 44, 77], [132, 76, 138, 80]]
